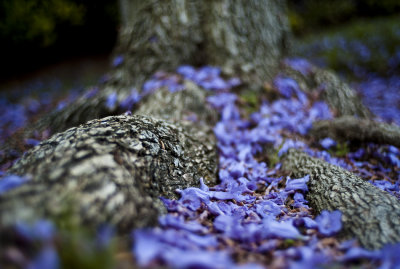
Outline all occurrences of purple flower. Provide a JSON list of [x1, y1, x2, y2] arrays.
[[255, 200, 281, 219], [159, 215, 207, 233], [285, 175, 310, 192], [177, 187, 210, 211], [0, 174, 29, 195], [380, 243, 400, 269], [315, 210, 342, 236], [119, 89, 141, 110], [262, 219, 302, 239], [28, 246, 59, 269], [274, 77, 300, 99], [320, 137, 336, 149], [105, 92, 118, 110], [112, 55, 124, 67], [339, 247, 380, 262], [284, 58, 313, 76], [25, 138, 40, 147], [177, 65, 196, 79], [96, 225, 114, 248], [133, 229, 165, 266]]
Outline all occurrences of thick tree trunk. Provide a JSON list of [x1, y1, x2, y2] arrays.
[[21, 0, 289, 138], [0, 85, 218, 232], [282, 149, 400, 250], [114, 0, 290, 89]]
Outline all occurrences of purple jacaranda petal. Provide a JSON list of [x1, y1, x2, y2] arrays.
[[119, 89, 141, 110], [28, 246, 59, 269], [284, 58, 313, 76], [285, 175, 310, 192], [262, 219, 302, 239], [255, 200, 281, 219], [221, 102, 240, 121], [348, 148, 365, 159], [133, 229, 165, 266], [339, 247, 380, 262], [207, 93, 237, 109], [25, 138, 40, 147], [320, 137, 336, 149], [214, 215, 240, 233], [163, 249, 235, 269], [177, 187, 210, 211], [33, 220, 55, 242], [229, 162, 245, 179], [142, 79, 162, 95], [177, 65, 196, 79], [278, 140, 306, 156], [84, 87, 99, 99], [274, 77, 300, 99], [289, 246, 330, 269], [227, 77, 241, 87], [315, 210, 342, 236], [112, 55, 124, 67], [379, 243, 400, 269], [159, 215, 207, 233], [105, 92, 117, 110], [96, 225, 114, 249], [0, 174, 29, 195], [302, 217, 318, 229]]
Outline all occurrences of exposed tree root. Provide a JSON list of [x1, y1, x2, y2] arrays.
[[0, 86, 218, 232], [282, 148, 400, 249], [310, 116, 400, 147]]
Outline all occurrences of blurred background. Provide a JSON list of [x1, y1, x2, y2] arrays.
[[0, 0, 399, 122]]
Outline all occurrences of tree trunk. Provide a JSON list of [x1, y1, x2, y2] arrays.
[[19, 0, 289, 138], [282, 149, 400, 249]]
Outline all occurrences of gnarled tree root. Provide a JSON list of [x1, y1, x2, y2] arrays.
[[282, 148, 400, 250], [310, 116, 400, 148], [0, 86, 218, 233]]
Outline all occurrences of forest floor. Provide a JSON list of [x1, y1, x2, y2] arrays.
[[0, 17, 399, 269]]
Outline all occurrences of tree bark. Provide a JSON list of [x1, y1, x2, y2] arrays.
[[310, 116, 400, 147], [0, 86, 218, 232], [281, 149, 400, 250]]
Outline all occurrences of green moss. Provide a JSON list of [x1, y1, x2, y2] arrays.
[[329, 142, 350, 158]]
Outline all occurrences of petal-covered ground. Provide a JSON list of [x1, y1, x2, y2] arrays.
[[1, 23, 400, 268]]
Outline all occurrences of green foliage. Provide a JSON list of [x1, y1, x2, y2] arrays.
[[330, 142, 350, 158], [240, 90, 260, 116], [288, 0, 400, 36], [0, 0, 85, 47], [58, 231, 115, 269], [48, 198, 116, 269]]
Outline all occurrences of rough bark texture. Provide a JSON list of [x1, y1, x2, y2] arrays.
[[0, 86, 218, 232], [10, 0, 289, 152], [114, 0, 289, 88], [282, 149, 400, 249], [310, 116, 400, 147], [283, 64, 372, 118], [112, 0, 203, 90], [203, 0, 290, 84]]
